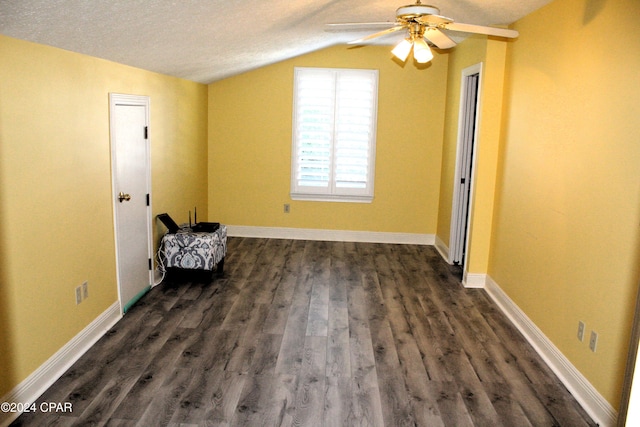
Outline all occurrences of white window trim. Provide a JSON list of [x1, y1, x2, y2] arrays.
[[290, 67, 378, 203]]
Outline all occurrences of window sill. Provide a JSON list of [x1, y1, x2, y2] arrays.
[[290, 193, 373, 203]]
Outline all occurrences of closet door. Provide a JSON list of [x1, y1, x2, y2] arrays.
[[110, 93, 153, 314]]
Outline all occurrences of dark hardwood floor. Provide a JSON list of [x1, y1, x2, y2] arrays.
[[12, 237, 596, 426]]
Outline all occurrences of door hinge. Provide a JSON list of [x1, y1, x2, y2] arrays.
[[146, 193, 150, 206], [149, 258, 153, 270], [144, 126, 148, 139]]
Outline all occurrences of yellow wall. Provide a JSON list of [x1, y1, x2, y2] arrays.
[[436, 34, 509, 278], [489, 0, 640, 408], [437, 35, 489, 251], [208, 45, 449, 233], [3, 0, 638, 413], [464, 39, 508, 275], [0, 35, 208, 396]]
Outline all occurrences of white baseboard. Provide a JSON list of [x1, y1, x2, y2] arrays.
[[463, 272, 487, 289], [226, 225, 435, 245], [484, 276, 617, 427], [434, 235, 450, 263], [0, 302, 121, 427]]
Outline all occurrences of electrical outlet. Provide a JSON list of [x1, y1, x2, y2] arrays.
[[75, 286, 82, 305], [577, 321, 585, 341], [589, 331, 598, 352], [284, 204, 290, 213], [82, 281, 88, 300]]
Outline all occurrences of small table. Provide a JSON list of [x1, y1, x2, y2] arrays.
[[160, 224, 227, 275]]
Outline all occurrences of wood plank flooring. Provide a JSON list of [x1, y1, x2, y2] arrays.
[[12, 238, 596, 426]]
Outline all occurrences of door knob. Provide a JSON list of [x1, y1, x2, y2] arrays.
[[118, 192, 131, 202]]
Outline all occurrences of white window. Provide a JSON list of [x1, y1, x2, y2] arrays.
[[291, 67, 379, 202]]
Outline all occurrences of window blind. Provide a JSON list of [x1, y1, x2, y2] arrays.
[[291, 67, 378, 202]]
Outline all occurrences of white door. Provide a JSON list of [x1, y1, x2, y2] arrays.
[[109, 93, 153, 314], [450, 64, 482, 266]]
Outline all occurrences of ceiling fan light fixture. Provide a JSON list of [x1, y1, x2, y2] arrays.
[[391, 38, 413, 62], [413, 38, 433, 63], [333, 1, 520, 68]]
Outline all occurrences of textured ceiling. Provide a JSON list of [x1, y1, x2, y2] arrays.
[[0, 0, 552, 83]]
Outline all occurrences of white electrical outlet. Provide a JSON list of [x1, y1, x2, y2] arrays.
[[589, 331, 598, 352], [82, 281, 88, 300], [75, 286, 82, 305], [577, 321, 585, 341]]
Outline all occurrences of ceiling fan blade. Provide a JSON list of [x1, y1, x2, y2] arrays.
[[423, 28, 457, 49], [415, 14, 453, 26], [347, 25, 407, 45], [444, 22, 519, 38]]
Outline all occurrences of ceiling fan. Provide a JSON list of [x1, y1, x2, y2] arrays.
[[327, 0, 519, 64]]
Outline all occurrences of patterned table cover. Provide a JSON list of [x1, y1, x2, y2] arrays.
[[161, 224, 227, 271]]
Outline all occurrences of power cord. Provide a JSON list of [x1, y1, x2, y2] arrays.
[[153, 243, 167, 287]]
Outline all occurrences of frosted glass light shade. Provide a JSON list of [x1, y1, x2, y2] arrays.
[[391, 39, 413, 62], [413, 38, 433, 63]]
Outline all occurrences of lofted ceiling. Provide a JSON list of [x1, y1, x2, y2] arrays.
[[0, 0, 552, 84]]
